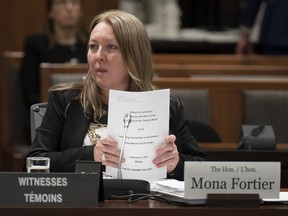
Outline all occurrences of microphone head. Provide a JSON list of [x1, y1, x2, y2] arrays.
[[251, 124, 265, 137], [123, 113, 132, 127]]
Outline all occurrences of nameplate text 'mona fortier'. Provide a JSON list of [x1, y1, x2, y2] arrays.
[[184, 161, 280, 199]]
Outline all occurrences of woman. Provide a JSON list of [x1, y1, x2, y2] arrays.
[[25, 10, 210, 181], [20, 0, 87, 142]]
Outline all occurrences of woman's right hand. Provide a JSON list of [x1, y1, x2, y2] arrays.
[[93, 137, 124, 168]]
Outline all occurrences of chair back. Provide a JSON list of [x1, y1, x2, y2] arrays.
[[187, 120, 221, 143], [30, 103, 47, 143], [171, 89, 210, 124], [244, 90, 288, 143], [40, 63, 87, 102]]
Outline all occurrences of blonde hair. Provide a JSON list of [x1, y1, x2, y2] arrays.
[[51, 10, 155, 121]]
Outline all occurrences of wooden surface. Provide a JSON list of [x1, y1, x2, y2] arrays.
[[1, 199, 288, 216], [153, 54, 288, 65], [0, 51, 25, 171], [40, 63, 87, 102], [198, 142, 288, 151], [154, 64, 288, 77]]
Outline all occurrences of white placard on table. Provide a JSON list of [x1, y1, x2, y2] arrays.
[[184, 161, 281, 199]]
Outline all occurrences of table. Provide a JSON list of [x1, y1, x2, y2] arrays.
[[1, 199, 288, 216], [1, 143, 288, 215]]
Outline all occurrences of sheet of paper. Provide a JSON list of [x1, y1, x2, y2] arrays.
[[150, 179, 184, 197], [106, 89, 170, 180], [149, 179, 206, 206], [263, 192, 288, 203]]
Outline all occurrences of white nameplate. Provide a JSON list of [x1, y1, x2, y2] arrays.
[[184, 161, 280, 199]]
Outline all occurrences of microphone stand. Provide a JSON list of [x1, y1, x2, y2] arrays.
[[117, 113, 132, 179]]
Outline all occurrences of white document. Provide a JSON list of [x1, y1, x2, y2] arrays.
[[106, 89, 170, 180], [150, 179, 184, 197], [149, 179, 206, 205]]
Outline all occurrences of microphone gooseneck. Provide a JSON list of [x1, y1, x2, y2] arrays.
[[117, 113, 132, 179]]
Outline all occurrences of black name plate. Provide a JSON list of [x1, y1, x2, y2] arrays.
[[0, 172, 100, 207]]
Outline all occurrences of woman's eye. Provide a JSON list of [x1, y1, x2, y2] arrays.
[[107, 44, 118, 50], [89, 44, 98, 51]]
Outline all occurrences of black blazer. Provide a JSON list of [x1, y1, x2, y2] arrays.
[[241, 0, 288, 47], [26, 90, 210, 181]]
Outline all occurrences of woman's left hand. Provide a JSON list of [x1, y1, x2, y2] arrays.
[[153, 134, 179, 174]]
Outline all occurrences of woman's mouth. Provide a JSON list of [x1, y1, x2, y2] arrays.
[[96, 67, 107, 73]]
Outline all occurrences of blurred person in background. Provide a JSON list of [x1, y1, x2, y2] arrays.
[[236, 0, 288, 55], [20, 0, 88, 143]]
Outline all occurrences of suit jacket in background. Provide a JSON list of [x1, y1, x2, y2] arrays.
[[241, 0, 288, 48]]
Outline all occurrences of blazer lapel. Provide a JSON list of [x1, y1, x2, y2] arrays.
[[61, 100, 93, 149]]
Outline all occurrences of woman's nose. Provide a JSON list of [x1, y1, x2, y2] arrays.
[[96, 48, 105, 62]]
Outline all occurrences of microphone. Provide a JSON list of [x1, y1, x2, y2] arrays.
[[251, 124, 265, 137], [236, 124, 265, 150], [117, 113, 132, 179]]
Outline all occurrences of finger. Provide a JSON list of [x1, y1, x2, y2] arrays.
[[99, 137, 118, 147], [166, 134, 176, 143], [156, 140, 176, 155], [154, 151, 179, 172], [94, 137, 121, 164], [98, 137, 121, 156], [154, 145, 178, 165], [101, 153, 119, 167]]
